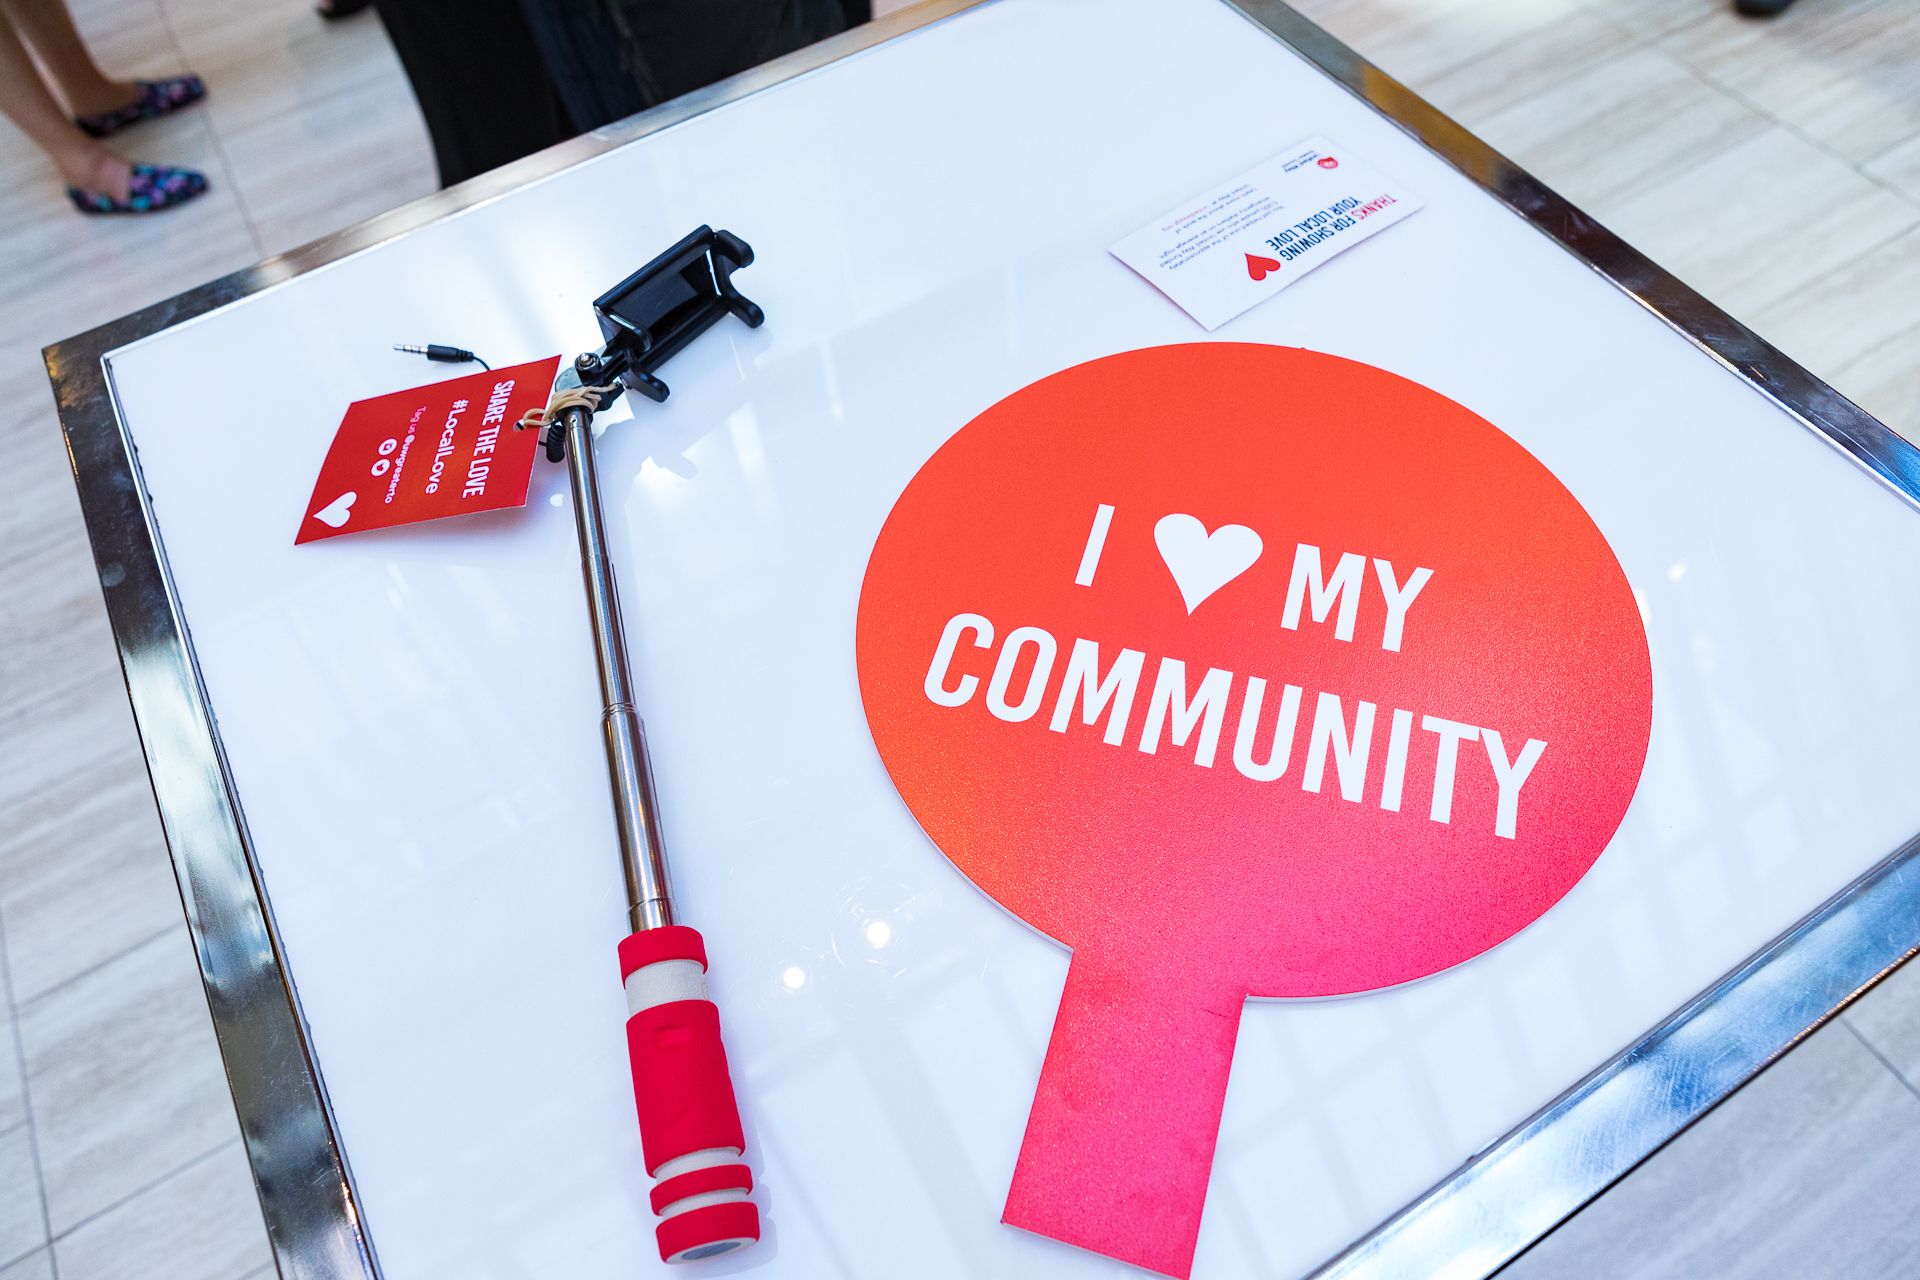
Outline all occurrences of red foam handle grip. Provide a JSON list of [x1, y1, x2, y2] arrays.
[[622, 926, 760, 1264], [627, 1001, 745, 1166]]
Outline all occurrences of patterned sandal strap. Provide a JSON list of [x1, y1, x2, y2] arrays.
[[75, 75, 207, 138], [67, 163, 209, 215]]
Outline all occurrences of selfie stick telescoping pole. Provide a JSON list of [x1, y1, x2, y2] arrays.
[[548, 227, 765, 1265]]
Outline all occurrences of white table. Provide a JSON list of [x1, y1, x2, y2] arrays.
[[47, 1, 1920, 1277]]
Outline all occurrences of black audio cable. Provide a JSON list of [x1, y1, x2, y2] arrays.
[[393, 342, 491, 372]]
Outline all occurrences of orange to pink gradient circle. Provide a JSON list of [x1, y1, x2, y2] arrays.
[[856, 343, 1652, 1278]]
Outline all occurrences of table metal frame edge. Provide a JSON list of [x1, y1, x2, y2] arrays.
[[39, 2, 1920, 1277]]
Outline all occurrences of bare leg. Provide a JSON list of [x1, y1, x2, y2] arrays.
[[0, 9, 129, 198], [0, 0, 134, 116]]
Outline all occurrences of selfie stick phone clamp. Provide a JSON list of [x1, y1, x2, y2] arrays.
[[552, 227, 763, 1265]]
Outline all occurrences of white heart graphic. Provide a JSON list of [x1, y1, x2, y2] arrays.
[[1154, 513, 1263, 614], [313, 491, 357, 529]]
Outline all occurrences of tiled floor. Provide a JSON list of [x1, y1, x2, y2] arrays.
[[0, 0, 1917, 1277], [0, 3, 433, 1277]]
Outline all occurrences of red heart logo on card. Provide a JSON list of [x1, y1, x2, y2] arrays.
[[1245, 253, 1282, 282], [313, 491, 357, 528], [1318, 155, 1339, 169]]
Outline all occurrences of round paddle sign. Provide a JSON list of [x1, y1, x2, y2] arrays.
[[856, 343, 1652, 1278]]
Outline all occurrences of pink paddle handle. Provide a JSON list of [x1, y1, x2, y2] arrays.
[[619, 925, 760, 1264]]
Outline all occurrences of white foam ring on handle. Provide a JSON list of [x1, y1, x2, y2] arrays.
[[654, 1147, 741, 1181], [654, 1146, 752, 1221], [624, 957, 707, 1014], [659, 1187, 749, 1220]]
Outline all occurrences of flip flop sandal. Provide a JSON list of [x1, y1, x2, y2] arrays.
[[75, 75, 207, 139], [68, 163, 209, 215]]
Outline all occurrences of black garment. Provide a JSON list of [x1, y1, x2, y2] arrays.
[[373, 0, 572, 188], [516, 0, 856, 133], [378, 0, 860, 189]]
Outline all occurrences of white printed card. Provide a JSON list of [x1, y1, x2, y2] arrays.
[[1110, 137, 1423, 330]]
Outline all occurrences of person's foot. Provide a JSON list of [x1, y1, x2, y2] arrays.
[[74, 75, 207, 138], [66, 159, 208, 215], [1734, 0, 1799, 15], [60, 150, 131, 203]]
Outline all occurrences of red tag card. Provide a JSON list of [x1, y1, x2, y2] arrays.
[[296, 355, 563, 544]]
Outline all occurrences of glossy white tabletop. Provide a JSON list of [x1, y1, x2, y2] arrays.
[[101, 0, 1920, 1276]]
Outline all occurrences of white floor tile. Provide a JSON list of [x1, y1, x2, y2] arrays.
[[1599, 124, 1920, 319], [0, 1249, 51, 1280], [1826, 324, 1920, 445], [1301, 0, 1591, 92], [1864, 132, 1920, 205], [1466, 43, 1770, 212], [1574, 0, 1721, 40], [0, 1125, 47, 1267], [1503, 1019, 1920, 1279], [1660, 0, 1920, 166], [62, 0, 184, 92], [1414, 8, 1636, 128], [0, 962, 23, 1135], [1844, 949, 1920, 1084], [220, 65, 435, 259], [0, 523, 122, 725], [0, 360, 83, 571], [1747, 225, 1920, 411], [17, 931, 240, 1234], [164, 0, 404, 139], [52, 1141, 270, 1280], [0, 671, 186, 1006]]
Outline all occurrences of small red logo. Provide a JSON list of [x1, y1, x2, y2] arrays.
[[1317, 155, 1339, 169], [1245, 252, 1282, 282]]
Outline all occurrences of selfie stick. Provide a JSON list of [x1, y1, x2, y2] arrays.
[[550, 227, 765, 1264]]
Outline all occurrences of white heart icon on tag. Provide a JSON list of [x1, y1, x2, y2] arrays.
[[313, 491, 357, 529], [1153, 513, 1263, 613]]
